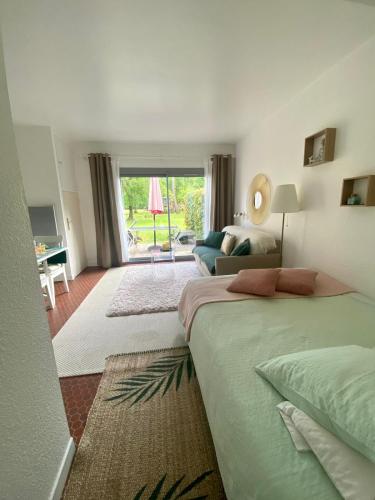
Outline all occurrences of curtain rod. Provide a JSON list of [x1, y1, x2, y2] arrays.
[[82, 153, 208, 161]]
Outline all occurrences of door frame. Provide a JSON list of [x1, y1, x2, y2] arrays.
[[120, 168, 205, 263]]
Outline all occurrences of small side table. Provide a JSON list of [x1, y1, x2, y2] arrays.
[[150, 249, 175, 265], [150, 249, 175, 279]]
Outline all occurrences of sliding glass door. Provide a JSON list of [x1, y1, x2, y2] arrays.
[[120, 168, 205, 262]]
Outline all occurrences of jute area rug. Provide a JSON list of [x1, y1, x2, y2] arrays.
[[63, 347, 225, 500], [106, 262, 201, 317]]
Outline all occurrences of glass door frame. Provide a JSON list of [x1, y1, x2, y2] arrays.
[[120, 167, 205, 263]]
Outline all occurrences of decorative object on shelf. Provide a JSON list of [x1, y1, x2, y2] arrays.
[[271, 184, 299, 265], [317, 136, 326, 161], [247, 174, 271, 225], [303, 128, 336, 167], [341, 175, 375, 206], [347, 193, 361, 205]]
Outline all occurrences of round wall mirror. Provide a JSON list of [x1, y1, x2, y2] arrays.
[[247, 174, 271, 225], [254, 191, 263, 210]]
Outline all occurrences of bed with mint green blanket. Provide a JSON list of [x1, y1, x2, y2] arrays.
[[189, 293, 375, 500]]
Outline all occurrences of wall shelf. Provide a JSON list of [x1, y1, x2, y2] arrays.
[[340, 175, 375, 207], [303, 128, 336, 167]]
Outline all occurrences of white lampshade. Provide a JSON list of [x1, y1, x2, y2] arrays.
[[271, 184, 299, 214]]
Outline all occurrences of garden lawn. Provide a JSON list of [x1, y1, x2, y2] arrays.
[[125, 209, 187, 244]]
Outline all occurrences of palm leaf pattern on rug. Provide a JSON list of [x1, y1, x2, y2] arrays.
[[106, 351, 196, 406], [133, 470, 213, 500]]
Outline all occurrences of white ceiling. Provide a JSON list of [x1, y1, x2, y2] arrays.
[[1, 0, 375, 143]]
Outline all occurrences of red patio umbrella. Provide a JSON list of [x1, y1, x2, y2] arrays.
[[148, 177, 164, 248]]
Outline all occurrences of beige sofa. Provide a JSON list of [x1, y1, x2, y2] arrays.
[[193, 225, 281, 276]]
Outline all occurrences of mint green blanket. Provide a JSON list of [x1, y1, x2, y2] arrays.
[[189, 293, 375, 500]]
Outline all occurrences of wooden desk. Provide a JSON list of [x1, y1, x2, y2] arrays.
[[36, 246, 68, 273], [36, 247, 68, 308]]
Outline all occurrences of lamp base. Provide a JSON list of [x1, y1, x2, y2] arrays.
[[280, 212, 285, 267]]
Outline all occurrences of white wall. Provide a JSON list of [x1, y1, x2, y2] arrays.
[[14, 124, 72, 278], [74, 141, 235, 265], [14, 124, 66, 241], [235, 36, 375, 298], [0, 35, 73, 500], [14, 125, 88, 278], [54, 134, 78, 193], [54, 135, 87, 276]]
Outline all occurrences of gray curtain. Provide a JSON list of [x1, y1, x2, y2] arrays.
[[89, 153, 122, 268], [210, 154, 234, 231]]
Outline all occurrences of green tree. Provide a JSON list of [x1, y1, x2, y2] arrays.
[[184, 188, 204, 238], [121, 176, 205, 227], [121, 178, 148, 220]]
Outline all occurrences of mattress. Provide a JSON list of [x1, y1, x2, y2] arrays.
[[189, 292, 375, 500]]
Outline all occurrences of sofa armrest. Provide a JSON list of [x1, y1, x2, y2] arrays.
[[195, 239, 205, 246], [215, 253, 281, 276]]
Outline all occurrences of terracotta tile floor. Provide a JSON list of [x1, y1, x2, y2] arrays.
[[59, 374, 102, 443], [49, 267, 106, 444]]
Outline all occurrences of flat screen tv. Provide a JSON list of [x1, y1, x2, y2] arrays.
[[28, 205, 58, 236]]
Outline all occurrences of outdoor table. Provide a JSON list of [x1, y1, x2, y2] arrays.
[[131, 226, 178, 232]]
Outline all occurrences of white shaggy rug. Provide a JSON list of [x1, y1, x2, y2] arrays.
[[106, 261, 201, 317], [53, 266, 188, 377]]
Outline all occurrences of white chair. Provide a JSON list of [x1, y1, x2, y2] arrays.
[[40, 273, 55, 309], [35, 235, 69, 293], [172, 229, 195, 247]]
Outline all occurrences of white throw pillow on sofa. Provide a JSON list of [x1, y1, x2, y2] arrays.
[[223, 225, 276, 255]]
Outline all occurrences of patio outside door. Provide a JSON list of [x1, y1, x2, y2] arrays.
[[120, 168, 205, 262]]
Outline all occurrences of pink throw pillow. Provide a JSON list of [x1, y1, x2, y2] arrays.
[[227, 269, 281, 297], [276, 268, 318, 295]]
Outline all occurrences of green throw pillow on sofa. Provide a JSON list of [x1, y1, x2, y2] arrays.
[[255, 345, 375, 463], [203, 231, 226, 249], [231, 238, 251, 256]]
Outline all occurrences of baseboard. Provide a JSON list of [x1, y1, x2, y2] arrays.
[[49, 437, 75, 500]]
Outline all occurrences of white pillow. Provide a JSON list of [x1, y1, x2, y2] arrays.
[[220, 233, 237, 255], [277, 402, 310, 452], [277, 401, 375, 500], [222, 225, 276, 255]]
